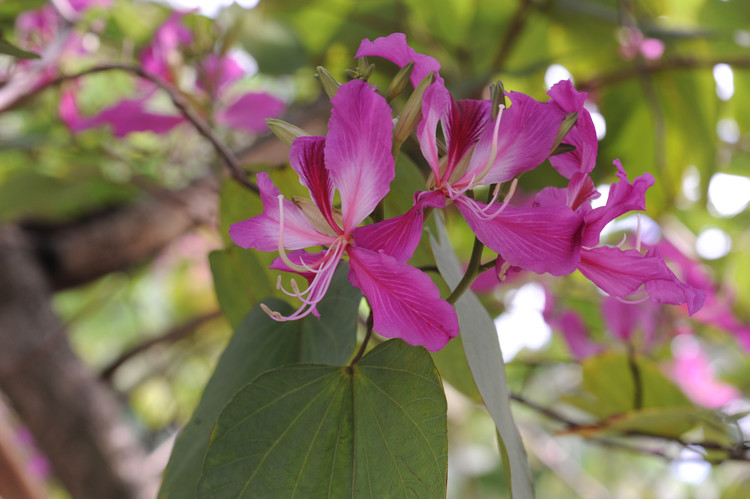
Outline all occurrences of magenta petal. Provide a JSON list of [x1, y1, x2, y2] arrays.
[[670, 340, 740, 408], [442, 98, 492, 183], [85, 98, 184, 137], [352, 190, 445, 263], [217, 91, 285, 133], [229, 173, 334, 252], [579, 246, 706, 315], [325, 80, 394, 231], [556, 311, 601, 360], [347, 246, 458, 351], [602, 295, 658, 342], [355, 33, 443, 87], [547, 80, 598, 178], [417, 82, 452, 177], [197, 53, 244, 95], [468, 92, 565, 184], [456, 197, 583, 276], [290, 136, 338, 232], [582, 160, 654, 247]]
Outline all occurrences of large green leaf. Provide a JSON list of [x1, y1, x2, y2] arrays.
[[430, 217, 534, 499], [158, 266, 360, 498], [197, 339, 447, 498]]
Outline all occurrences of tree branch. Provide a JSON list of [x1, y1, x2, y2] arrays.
[[0, 226, 154, 498], [578, 55, 750, 92], [100, 310, 222, 381], [7, 64, 258, 193], [23, 175, 218, 290]]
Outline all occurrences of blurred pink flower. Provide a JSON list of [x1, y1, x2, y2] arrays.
[[619, 27, 664, 61], [668, 336, 740, 409]]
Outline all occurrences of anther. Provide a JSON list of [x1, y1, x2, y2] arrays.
[[260, 303, 283, 320]]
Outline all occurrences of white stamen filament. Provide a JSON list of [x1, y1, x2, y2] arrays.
[[635, 214, 642, 252], [473, 104, 505, 186], [276, 194, 313, 273], [615, 233, 628, 248], [462, 177, 519, 222], [263, 239, 347, 321], [615, 293, 650, 305]]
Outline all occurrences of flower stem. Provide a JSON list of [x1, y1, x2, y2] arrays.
[[447, 235, 484, 305], [349, 309, 374, 368]]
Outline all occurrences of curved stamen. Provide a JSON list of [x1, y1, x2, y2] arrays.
[[635, 214, 642, 252], [276, 194, 312, 273], [473, 104, 505, 186], [262, 241, 347, 321], [615, 293, 651, 305], [615, 233, 629, 248], [460, 178, 518, 222]]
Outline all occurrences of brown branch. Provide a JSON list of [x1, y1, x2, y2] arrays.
[[510, 393, 750, 463], [9, 64, 258, 193], [100, 310, 222, 381], [491, 0, 535, 72], [24, 175, 218, 290], [579, 56, 750, 92], [0, 226, 154, 498]]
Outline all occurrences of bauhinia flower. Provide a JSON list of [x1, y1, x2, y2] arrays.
[[61, 12, 284, 137], [230, 79, 458, 351], [358, 33, 584, 276]]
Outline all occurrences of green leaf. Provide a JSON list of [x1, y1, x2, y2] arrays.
[[197, 340, 447, 498], [0, 38, 39, 59], [564, 352, 693, 420], [429, 217, 534, 499], [159, 266, 360, 499], [208, 247, 275, 328]]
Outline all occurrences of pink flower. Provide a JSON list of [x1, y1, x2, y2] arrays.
[[668, 336, 740, 408], [359, 34, 584, 277], [230, 80, 458, 351], [619, 27, 665, 61], [62, 13, 284, 137]]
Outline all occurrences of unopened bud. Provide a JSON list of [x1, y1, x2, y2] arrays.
[[346, 57, 376, 82], [316, 66, 341, 99], [386, 62, 415, 102], [489, 81, 506, 119], [550, 112, 578, 154], [393, 71, 436, 156], [550, 143, 576, 156], [266, 119, 310, 146]]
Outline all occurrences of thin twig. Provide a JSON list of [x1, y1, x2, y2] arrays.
[[349, 310, 374, 368], [578, 55, 750, 92], [491, 0, 535, 72], [100, 310, 222, 381], [13, 64, 259, 193]]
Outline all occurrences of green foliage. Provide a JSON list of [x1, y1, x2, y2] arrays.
[[197, 339, 447, 499], [0, 38, 38, 59], [159, 266, 360, 498]]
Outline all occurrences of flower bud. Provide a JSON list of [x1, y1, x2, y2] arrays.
[[392, 71, 435, 156], [489, 81, 506, 119], [316, 66, 341, 99], [386, 61, 415, 102], [550, 112, 578, 154], [266, 119, 310, 146]]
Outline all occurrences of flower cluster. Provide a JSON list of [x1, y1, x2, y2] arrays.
[[231, 33, 705, 352], [60, 11, 284, 137]]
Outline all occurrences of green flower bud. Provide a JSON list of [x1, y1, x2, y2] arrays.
[[266, 119, 310, 147], [316, 66, 341, 99]]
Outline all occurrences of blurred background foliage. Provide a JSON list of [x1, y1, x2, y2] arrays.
[[2, 0, 750, 497]]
